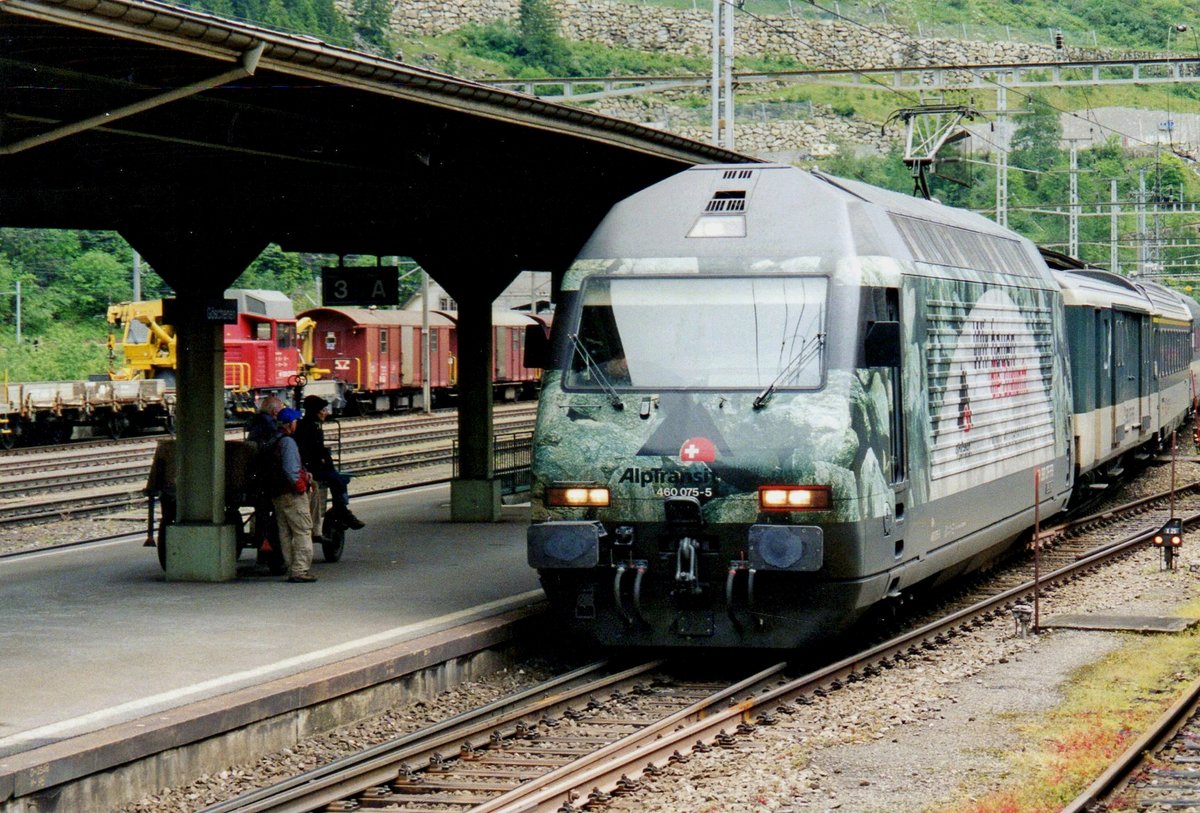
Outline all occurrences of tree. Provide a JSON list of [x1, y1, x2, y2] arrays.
[[63, 250, 132, 320], [234, 243, 313, 292], [518, 0, 572, 74], [351, 0, 393, 54], [1010, 93, 1063, 183], [0, 229, 81, 286]]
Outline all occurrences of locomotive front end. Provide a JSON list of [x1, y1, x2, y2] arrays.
[[527, 165, 904, 649]]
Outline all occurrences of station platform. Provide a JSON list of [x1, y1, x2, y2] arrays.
[[0, 483, 545, 810]]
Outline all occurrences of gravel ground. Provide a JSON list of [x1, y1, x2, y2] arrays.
[[12, 451, 1200, 811]]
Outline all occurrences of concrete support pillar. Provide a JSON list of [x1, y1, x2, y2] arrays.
[[122, 226, 267, 581], [165, 299, 236, 580], [451, 293, 500, 521]]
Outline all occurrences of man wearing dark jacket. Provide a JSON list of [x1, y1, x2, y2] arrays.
[[296, 395, 364, 531]]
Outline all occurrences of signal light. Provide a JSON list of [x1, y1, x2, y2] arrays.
[[758, 485, 831, 511], [1154, 519, 1184, 569], [547, 485, 611, 508]]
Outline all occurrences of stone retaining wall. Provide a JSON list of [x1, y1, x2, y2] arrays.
[[378, 0, 1098, 158], [388, 0, 1078, 67], [586, 94, 893, 158]]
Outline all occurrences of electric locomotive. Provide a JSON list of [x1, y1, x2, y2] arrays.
[[526, 163, 1076, 649]]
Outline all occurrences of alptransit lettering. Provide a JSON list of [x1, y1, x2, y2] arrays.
[[619, 467, 715, 486]]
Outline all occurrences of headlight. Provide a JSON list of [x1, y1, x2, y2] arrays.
[[758, 485, 831, 511], [547, 485, 611, 507]]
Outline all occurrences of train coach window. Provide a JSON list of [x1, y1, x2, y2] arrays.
[[567, 275, 827, 390]]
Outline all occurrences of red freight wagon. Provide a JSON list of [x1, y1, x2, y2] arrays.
[[299, 307, 457, 412], [453, 309, 548, 402]]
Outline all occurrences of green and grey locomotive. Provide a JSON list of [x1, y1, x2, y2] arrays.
[[525, 163, 1191, 649]]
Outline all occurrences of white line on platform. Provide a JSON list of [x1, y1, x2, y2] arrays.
[[0, 588, 543, 750]]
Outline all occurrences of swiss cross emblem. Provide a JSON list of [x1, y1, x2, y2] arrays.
[[679, 437, 716, 463]]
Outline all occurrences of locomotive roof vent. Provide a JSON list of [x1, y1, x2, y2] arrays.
[[722, 169, 754, 180], [705, 190, 746, 213]]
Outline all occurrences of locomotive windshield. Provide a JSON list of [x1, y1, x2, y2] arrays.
[[566, 275, 827, 390]]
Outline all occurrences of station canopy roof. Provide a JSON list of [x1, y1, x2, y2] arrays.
[[0, 0, 754, 279]]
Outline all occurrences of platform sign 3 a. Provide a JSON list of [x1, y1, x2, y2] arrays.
[[321, 266, 400, 307]]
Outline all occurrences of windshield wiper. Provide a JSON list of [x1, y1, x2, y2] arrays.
[[752, 333, 824, 410], [569, 333, 624, 410]]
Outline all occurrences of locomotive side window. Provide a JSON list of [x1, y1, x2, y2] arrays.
[[277, 323, 295, 349], [256, 322, 271, 341], [567, 275, 827, 390]]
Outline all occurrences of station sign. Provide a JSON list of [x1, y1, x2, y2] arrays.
[[322, 266, 400, 307], [161, 298, 238, 324]]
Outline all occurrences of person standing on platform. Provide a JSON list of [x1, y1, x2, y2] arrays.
[[273, 407, 316, 583], [296, 395, 365, 532], [247, 395, 285, 445], [247, 394, 287, 573]]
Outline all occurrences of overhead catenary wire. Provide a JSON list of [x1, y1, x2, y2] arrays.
[[728, 0, 1195, 161]]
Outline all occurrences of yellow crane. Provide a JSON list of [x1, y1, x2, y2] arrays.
[[106, 300, 176, 382]]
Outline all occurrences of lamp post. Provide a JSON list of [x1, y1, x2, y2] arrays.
[[1168, 23, 1186, 52], [1167, 23, 1198, 54]]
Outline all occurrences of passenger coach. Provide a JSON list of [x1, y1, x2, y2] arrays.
[[1054, 268, 1194, 488]]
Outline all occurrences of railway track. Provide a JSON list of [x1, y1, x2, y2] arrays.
[[879, 478, 1200, 634], [198, 658, 774, 813], [1063, 672, 1200, 812], [0, 406, 536, 524], [204, 476, 1200, 813]]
